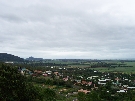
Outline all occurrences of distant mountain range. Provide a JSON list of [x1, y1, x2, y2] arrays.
[[26, 56, 43, 61], [0, 53, 134, 62], [0, 53, 24, 62]]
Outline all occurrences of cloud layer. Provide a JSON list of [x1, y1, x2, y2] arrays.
[[0, 0, 135, 59]]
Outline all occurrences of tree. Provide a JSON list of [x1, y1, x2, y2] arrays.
[[0, 64, 42, 101], [42, 88, 56, 101], [77, 92, 87, 101], [86, 90, 101, 101]]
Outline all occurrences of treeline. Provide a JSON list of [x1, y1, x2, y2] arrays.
[[25, 62, 67, 67], [91, 62, 133, 68], [91, 62, 111, 68], [27, 77, 72, 88]]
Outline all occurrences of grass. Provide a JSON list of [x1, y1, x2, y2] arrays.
[[92, 67, 135, 74], [69, 61, 135, 74]]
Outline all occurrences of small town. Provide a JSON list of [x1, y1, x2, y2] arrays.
[[1, 54, 135, 101], [19, 60, 135, 101]]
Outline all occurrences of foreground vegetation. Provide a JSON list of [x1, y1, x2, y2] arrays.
[[1, 59, 135, 101], [0, 63, 56, 101]]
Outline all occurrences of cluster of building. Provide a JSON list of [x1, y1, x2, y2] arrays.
[[18, 66, 135, 94]]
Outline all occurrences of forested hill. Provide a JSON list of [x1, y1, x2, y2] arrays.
[[0, 53, 24, 62]]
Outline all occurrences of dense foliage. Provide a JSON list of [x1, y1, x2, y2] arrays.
[[0, 64, 56, 101]]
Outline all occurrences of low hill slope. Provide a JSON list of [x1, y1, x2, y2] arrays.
[[0, 53, 24, 62]]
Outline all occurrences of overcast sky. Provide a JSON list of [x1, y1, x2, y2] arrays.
[[0, 0, 135, 59]]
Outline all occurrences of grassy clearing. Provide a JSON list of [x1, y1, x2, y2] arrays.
[[124, 62, 135, 67], [92, 67, 135, 74], [68, 61, 135, 73]]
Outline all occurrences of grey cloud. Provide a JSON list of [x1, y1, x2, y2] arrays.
[[0, 0, 135, 59], [0, 14, 25, 23]]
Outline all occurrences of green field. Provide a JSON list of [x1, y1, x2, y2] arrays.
[[92, 67, 135, 73], [67, 60, 135, 74], [91, 61, 135, 73]]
